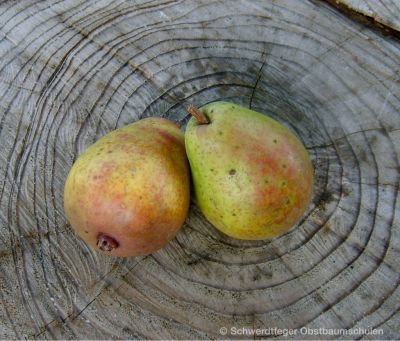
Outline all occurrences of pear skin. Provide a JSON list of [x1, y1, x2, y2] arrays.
[[64, 118, 190, 257], [185, 102, 313, 240]]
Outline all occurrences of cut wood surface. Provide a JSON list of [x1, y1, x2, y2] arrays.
[[335, 0, 400, 33], [0, 0, 399, 339]]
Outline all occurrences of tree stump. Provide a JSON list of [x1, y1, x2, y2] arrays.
[[333, 0, 400, 33], [0, 0, 399, 339]]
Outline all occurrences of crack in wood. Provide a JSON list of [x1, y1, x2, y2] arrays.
[[306, 127, 396, 150], [249, 50, 268, 110], [318, 0, 400, 40], [30, 256, 148, 338]]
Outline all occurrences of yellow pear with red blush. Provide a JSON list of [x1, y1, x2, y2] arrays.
[[185, 102, 313, 240], [64, 118, 190, 257]]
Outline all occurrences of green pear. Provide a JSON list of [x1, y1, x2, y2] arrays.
[[64, 118, 190, 257], [185, 102, 313, 240]]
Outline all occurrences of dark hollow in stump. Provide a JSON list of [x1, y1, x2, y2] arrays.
[[0, 0, 399, 339]]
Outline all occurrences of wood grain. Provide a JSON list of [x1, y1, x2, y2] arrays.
[[0, 0, 399, 339], [334, 0, 400, 33]]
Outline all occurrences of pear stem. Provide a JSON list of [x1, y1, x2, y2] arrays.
[[187, 105, 209, 124]]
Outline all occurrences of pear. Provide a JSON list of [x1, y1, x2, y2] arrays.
[[64, 118, 190, 257], [185, 102, 313, 240]]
